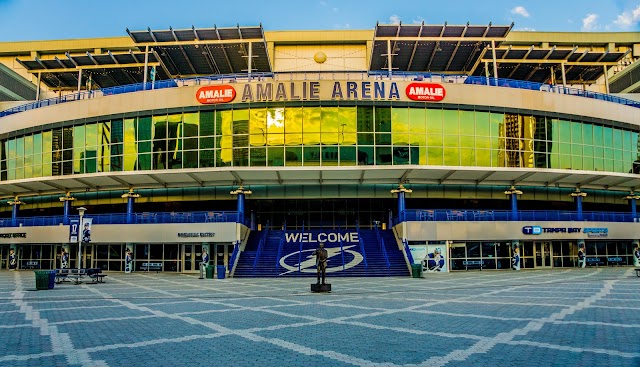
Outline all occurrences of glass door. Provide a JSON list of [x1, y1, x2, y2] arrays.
[[182, 244, 203, 272], [0, 245, 7, 269], [535, 242, 552, 268]]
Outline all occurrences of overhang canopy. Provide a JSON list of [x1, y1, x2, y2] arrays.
[[126, 25, 271, 77], [473, 46, 629, 83], [370, 22, 512, 74], [0, 167, 638, 199]]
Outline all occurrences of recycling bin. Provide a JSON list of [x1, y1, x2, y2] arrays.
[[217, 265, 226, 279], [411, 264, 423, 278], [34, 270, 50, 290]]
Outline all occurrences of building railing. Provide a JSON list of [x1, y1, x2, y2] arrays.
[[0, 210, 246, 228], [394, 209, 639, 225], [2, 70, 639, 118]]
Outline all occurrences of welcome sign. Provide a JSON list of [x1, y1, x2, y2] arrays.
[[284, 231, 359, 244]]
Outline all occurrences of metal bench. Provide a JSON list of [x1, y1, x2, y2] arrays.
[[140, 262, 162, 272]]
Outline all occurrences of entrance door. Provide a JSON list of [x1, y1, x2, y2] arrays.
[[182, 244, 203, 272], [0, 245, 7, 269], [534, 242, 552, 268], [83, 245, 93, 269]]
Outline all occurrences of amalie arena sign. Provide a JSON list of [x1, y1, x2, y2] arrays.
[[196, 81, 445, 104]]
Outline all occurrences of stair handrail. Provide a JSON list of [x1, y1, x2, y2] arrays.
[[252, 227, 269, 269], [275, 236, 284, 270], [358, 227, 368, 269], [403, 239, 414, 265], [380, 236, 390, 271], [298, 222, 304, 273], [340, 238, 345, 271], [228, 241, 240, 274]]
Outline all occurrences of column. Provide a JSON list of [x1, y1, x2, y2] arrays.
[[230, 186, 252, 224], [624, 192, 639, 222], [60, 192, 75, 225], [390, 184, 412, 223], [504, 187, 522, 221], [8, 197, 24, 227], [571, 188, 587, 221], [121, 188, 140, 224]]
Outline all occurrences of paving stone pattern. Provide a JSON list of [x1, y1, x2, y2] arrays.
[[0, 268, 638, 366]]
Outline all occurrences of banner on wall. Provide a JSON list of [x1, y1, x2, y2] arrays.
[[81, 218, 92, 243], [9, 244, 17, 270], [60, 245, 70, 269], [69, 219, 80, 243], [124, 244, 133, 273], [425, 244, 448, 273]]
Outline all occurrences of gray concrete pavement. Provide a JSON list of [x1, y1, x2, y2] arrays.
[[0, 268, 638, 366]]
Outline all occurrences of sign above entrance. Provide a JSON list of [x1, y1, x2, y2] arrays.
[[178, 232, 215, 238], [0, 233, 26, 238]]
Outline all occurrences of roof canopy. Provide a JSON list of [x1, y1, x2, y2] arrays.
[[15, 25, 271, 89], [370, 23, 512, 74]]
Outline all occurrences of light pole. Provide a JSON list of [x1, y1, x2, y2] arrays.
[[77, 207, 87, 273]]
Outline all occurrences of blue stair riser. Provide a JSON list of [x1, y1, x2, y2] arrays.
[[235, 229, 408, 277]]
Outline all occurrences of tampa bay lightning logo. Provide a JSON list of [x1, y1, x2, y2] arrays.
[[279, 245, 363, 275]]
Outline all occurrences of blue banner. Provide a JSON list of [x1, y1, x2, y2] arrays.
[[69, 219, 80, 243]]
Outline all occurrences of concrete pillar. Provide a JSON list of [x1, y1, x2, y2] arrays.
[[571, 189, 587, 221], [231, 186, 252, 224], [121, 189, 140, 224], [8, 197, 23, 227], [504, 187, 522, 221]]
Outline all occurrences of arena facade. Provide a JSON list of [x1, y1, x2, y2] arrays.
[[0, 23, 639, 276]]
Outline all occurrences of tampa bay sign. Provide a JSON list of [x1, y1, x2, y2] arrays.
[[196, 81, 446, 104]]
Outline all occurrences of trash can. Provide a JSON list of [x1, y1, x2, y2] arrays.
[[205, 265, 214, 279], [34, 270, 50, 290], [48, 271, 56, 289], [216, 265, 226, 279], [411, 264, 423, 278]]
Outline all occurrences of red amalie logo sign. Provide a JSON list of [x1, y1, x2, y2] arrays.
[[405, 83, 446, 102], [196, 85, 236, 104]]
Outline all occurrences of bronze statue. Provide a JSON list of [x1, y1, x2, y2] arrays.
[[314, 242, 328, 285]]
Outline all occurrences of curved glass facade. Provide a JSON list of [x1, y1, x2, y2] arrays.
[[2, 105, 639, 180]]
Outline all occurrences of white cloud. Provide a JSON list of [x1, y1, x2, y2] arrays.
[[511, 6, 530, 18], [389, 15, 401, 25], [334, 23, 351, 30], [582, 13, 598, 31], [613, 5, 640, 28], [515, 27, 536, 31], [412, 16, 424, 24]]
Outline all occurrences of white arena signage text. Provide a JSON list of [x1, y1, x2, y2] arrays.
[[284, 232, 359, 244]]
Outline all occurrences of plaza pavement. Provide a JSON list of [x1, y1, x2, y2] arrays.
[[0, 268, 638, 367]]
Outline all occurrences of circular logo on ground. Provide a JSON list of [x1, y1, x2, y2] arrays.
[[196, 85, 236, 104], [279, 245, 363, 275], [405, 83, 446, 102]]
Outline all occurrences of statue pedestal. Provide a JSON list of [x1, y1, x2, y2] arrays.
[[311, 283, 331, 293]]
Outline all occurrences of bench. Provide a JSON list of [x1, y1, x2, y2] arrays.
[[462, 260, 484, 270], [89, 273, 107, 283], [24, 261, 39, 269], [141, 262, 162, 272], [586, 257, 605, 267], [607, 257, 625, 266]]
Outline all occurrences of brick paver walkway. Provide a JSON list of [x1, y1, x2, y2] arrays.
[[0, 268, 638, 366]]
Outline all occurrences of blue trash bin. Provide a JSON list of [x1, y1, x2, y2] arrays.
[[48, 270, 56, 289], [216, 265, 226, 279]]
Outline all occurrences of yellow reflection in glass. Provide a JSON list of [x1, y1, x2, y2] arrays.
[[409, 108, 426, 146], [303, 107, 321, 145], [338, 107, 357, 145], [322, 107, 339, 144], [249, 108, 267, 146], [285, 107, 303, 145], [219, 110, 233, 164], [124, 118, 137, 171], [267, 108, 284, 146]]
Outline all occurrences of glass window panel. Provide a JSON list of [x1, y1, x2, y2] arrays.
[[123, 118, 137, 171], [570, 121, 582, 145], [443, 110, 459, 135], [338, 107, 357, 145], [427, 108, 443, 135], [376, 147, 392, 165], [357, 146, 374, 165], [304, 146, 320, 166], [443, 147, 460, 166], [603, 127, 613, 147], [232, 148, 247, 166], [250, 147, 266, 166], [582, 124, 593, 145], [167, 114, 183, 169], [475, 111, 490, 136], [200, 111, 215, 137], [98, 122, 110, 173], [303, 107, 321, 145], [218, 111, 232, 166], [321, 107, 340, 145], [392, 147, 410, 165], [284, 107, 303, 134], [339, 146, 357, 166], [42, 131, 52, 176], [391, 107, 409, 144], [357, 107, 374, 144], [427, 147, 443, 165], [73, 125, 85, 174], [459, 110, 474, 136], [460, 148, 475, 166], [375, 133, 391, 145], [266, 108, 284, 145], [476, 149, 491, 167], [375, 107, 391, 133], [250, 107, 267, 146], [613, 128, 622, 149], [614, 150, 624, 172], [137, 117, 152, 170], [408, 108, 426, 145], [267, 146, 284, 166], [285, 147, 302, 166], [322, 146, 339, 165]]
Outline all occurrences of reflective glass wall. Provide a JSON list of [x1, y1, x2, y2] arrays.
[[2, 105, 639, 180]]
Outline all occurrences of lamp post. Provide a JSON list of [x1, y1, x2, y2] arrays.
[[504, 186, 523, 221], [77, 207, 87, 273], [390, 184, 413, 223], [570, 188, 587, 221]]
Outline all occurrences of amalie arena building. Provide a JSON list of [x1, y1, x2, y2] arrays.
[[0, 23, 639, 276]]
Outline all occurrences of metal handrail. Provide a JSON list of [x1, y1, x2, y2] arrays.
[[3, 70, 638, 119], [252, 228, 268, 270], [403, 239, 414, 265], [228, 242, 240, 273], [340, 238, 345, 271], [275, 237, 284, 270], [396, 209, 640, 225]]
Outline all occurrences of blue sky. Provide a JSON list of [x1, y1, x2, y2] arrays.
[[0, 0, 639, 41]]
